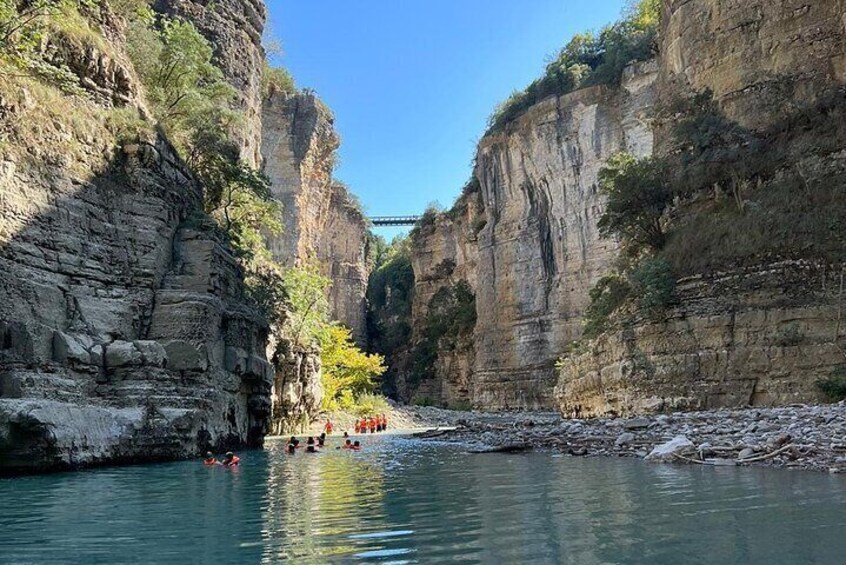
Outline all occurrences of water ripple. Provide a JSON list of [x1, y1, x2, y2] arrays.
[[1, 436, 845, 564]]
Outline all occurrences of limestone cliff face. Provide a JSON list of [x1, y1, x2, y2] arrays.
[[261, 91, 369, 342], [557, 261, 845, 416], [154, 0, 267, 167], [660, 0, 846, 131], [555, 0, 846, 416], [406, 0, 846, 415], [0, 101, 272, 474], [405, 62, 658, 409], [405, 191, 482, 405], [0, 3, 276, 474]]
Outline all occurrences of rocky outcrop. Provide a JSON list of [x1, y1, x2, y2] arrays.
[[659, 0, 846, 131], [406, 61, 658, 409], [554, 0, 846, 416], [154, 0, 267, 167], [0, 116, 272, 474], [270, 343, 323, 435], [261, 91, 369, 342], [0, 2, 275, 474], [556, 262, 841, 416]]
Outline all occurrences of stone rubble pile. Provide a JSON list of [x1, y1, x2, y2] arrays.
[[411, 403, 846, 474]]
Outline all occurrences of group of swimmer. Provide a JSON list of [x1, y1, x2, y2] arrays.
[[353, 414, 388, 434], [202, 416, 389, 465], [286, 431, 362, 454], [203, 451, 240, 467]]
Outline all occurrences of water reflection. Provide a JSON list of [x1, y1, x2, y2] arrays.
[[1, 436, 845, 564], [261, 439, 388, 563]]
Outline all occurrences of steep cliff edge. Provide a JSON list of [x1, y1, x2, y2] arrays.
[[261, 91, 369, 343], [556, 0, 846, 416], [401, 0, 846, 414], [0, 2, 274, 474], [154, 0, 267, 167], [402, 61, 657, 409]]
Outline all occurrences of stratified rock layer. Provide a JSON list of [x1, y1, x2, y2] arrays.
[[406, 0, 846, 414], [261, 91, 369, 342], [407, 61, 658, 409], [0, 2, 273, 474]]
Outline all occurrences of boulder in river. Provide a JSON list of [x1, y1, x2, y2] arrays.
[[645, 435, 694, 462]]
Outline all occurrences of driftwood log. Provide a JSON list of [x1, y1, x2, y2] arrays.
[[468, 443, 533, 454]]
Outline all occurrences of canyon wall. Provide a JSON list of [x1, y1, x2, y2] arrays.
[[0, 20, 273, 472], [555, 0, 846, 416], [404, 0, 846, 414], [405, 62, 658, 409], [261, 91, 369, 342]]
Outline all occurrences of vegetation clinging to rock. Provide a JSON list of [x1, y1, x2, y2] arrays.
[[486, 0, 659, 133]]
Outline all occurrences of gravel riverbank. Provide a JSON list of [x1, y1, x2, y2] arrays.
[[401, 403, 846, 474]]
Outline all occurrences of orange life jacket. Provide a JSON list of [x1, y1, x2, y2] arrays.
[[224, 456, 240, 466], [204, 458, 217, 466]]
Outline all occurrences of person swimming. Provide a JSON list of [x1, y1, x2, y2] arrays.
[[318, 433, 326, 448], [352, 440, 362, 451], [306, 436, 318, 453], [203, 452, 220, 465], [340, 439, 353, 449], [287, 436, 298, 454], [222, 452, 240, 467], [343, 431, 349, 439]]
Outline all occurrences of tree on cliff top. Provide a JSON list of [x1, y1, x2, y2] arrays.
[[487, 0, 659, 133]]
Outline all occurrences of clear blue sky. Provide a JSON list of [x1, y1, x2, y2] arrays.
[[266, 1, 629, 238]]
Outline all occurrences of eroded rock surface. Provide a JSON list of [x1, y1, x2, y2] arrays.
[[0, 1, 275, 474], [261, 91, 369, 342], [407, 62, 658, 409]]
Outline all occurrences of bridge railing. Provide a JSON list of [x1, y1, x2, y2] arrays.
[[369, 215, 421, 227]]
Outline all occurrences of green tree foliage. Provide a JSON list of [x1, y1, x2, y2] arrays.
[[366, 236, 414, 356], [628, 258, 676, 316], [581, 258, 676, 339], [597, 153, 671, 255], [487, 0, 659, 132], [280, 262, 332, 350], [583, 275, 631, 339], [125, 10, 238, 151], [816, 369, 846, 402], [1, 0, 102, 91], [319, 324, 386, 411], [262, 62, 296, 98]]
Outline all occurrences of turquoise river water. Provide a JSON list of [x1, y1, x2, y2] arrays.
[[2, 434, 846, 564]]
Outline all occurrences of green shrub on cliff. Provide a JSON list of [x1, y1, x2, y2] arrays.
[[487, 0, 659, 133], [816, 369, 846, 403], [262, 63, 296, 98], [583, 275, 631, 339], [598, 153, 671, 255]]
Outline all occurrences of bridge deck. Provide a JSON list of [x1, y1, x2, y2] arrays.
[[369, 215, 420, 227]]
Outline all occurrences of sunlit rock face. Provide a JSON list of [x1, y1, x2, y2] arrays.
[[261, 92, 369, 343], [555, 0, 846, 416], [407, 62, 658, 410], [659, 0, 846, 131]]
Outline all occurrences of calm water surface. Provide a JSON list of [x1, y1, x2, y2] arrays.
[[2, 435, 845, 564]]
